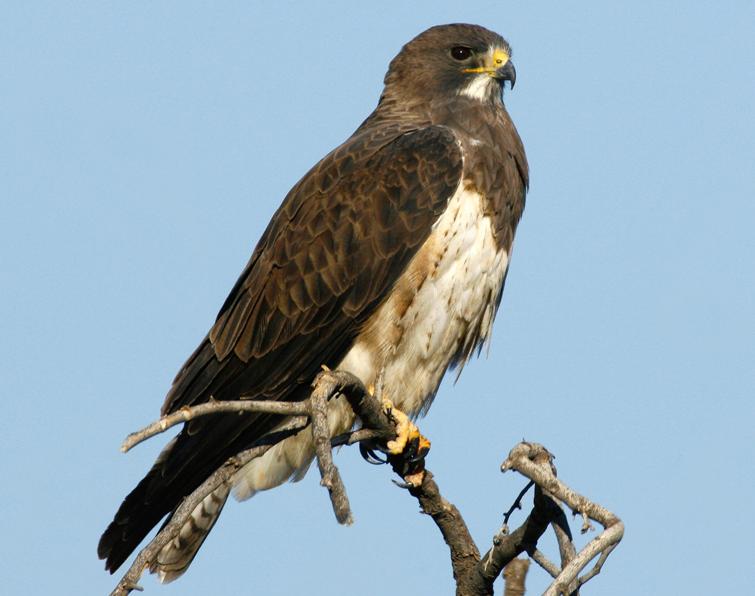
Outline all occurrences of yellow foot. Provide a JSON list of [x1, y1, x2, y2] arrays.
[[383, 399, 430, 455], [357, 393, 431, 487], [382, 398, 431, 459]]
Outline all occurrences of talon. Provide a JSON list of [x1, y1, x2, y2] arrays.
[[377, 398, 431, 486], [359, 443, 388, 465], [356, 397, 432, 484]]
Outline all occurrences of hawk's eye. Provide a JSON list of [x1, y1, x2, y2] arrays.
[[450, 46, 472, 61]]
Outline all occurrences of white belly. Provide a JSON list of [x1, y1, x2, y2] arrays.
[[231, 182, 509, 500], [339, 182, 509, 415]]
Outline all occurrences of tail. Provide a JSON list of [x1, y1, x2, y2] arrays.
[[151, 485, 231, 582], [98, 438, 181, 573], [97, 445, 231, 581], [98, 413, 320, 579], [98, 339, 266, 577], [97, 411, 255, 576]]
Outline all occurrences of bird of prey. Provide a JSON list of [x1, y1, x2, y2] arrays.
[[99, 23, 528, 582]]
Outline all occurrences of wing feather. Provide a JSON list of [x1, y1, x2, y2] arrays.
[[168, 125, 463, 409], [99, 124, 464, 572]]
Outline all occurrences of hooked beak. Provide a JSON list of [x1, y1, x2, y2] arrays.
[[495, 60, 516, 89]]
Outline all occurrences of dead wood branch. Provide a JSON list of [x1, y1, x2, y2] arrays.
[[111, 370, 397, 596], [390, 448, 561, 595], [309, 377, 353, 524], [120, 399, 309, 453], [503, 558, 530, 596], [531, 549, 561, 578], [464, 483, 563, 595], [501, 442, 625, 594], [407, 470, 481, 587], [393, 441, 623, 595], [109, 373, 622, 596]]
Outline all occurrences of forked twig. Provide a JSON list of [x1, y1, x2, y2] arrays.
[[111, 370, 393, 596], [501, 442, 624, 595], [121, 400, 308, 453]]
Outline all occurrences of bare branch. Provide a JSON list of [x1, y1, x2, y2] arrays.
[[309, 380, 352, 525], [503, 558, 530, 596], [548, 502, 578, 594], [548, 525, 623, 595], [111, 368, 405, 596], [502, 480, 534, 531], [308, 369, 399, 524], [501, 442, 624, 595], [330, 428, 385, 447], [118, 369, 388, 528], [577, 542, 618, 586], [406, 470, 481, 590], [312, 369, 395, 438], [501, 442, 621, 530], [121, 400, 309, 452], [531, 549, 560, 578], [396, 457, 560, 596], [111, 377, 623, 596], [468, 485, 562, 595]]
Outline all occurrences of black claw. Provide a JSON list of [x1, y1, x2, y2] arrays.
[[403, 438, 417, 461], [358, 429, 431, 480], [388, 454, 423, 479], [359, 442, 388, 465], [403, 436, 430, 463], [409, 443, 429, 462]]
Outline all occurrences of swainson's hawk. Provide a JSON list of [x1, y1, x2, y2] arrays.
[[99, 23, 528, 582]]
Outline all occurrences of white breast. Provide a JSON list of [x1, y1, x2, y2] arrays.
[[339, 182, 510, 416], [231, 182, 509, 501]]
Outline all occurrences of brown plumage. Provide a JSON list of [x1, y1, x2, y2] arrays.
[[99, 23, 528, 581]]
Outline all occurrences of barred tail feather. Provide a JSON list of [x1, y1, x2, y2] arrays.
[[152, 485, 231, 583]]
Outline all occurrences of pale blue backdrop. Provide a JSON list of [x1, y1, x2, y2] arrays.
[[2, 2, 753, 595]]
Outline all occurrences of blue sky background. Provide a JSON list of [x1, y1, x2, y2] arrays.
[[2, 2, 753, 595]]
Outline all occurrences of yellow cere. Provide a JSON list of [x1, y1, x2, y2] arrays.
[[492, 48, 509, 67], [463, 47, 509, 75]]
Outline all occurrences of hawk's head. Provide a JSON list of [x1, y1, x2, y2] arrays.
[[383, 24, 516, 106]]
